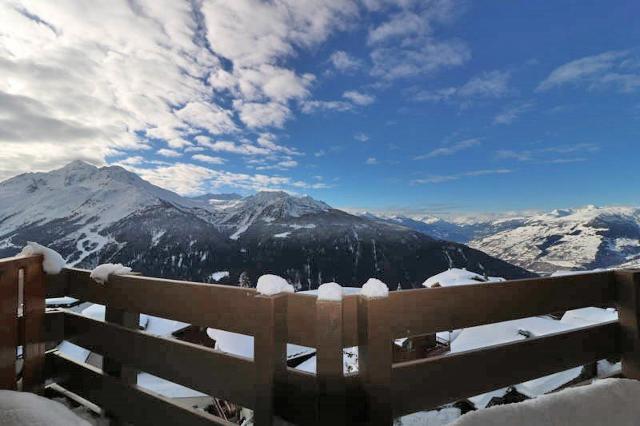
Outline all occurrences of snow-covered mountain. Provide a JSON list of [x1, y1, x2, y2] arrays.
[[0, 161, 533, 288], [469, 206, 640, 273]]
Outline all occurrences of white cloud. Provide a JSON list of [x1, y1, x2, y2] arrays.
[[494, 102, 533, 125], [414, 138, 480, 159], [192, 154, 225, 164], [538, 50, 640, 92], [412, 169, 512, 185], [343, 90, 375, 106], [496, 143, 599, 163], [301, 100, 353, 113], [329, 51, 362, 72], [415, 70, 510, 103], [157, 149, 182, 158], [365, 157, 378, 165], [354, 132, 370, 142]]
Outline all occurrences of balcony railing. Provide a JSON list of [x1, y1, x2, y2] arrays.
[[0, 254, 638, 425]]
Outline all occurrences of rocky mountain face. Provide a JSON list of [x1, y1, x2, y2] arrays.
[[468, 206, 640, 273], [0, 161, 534, 288]]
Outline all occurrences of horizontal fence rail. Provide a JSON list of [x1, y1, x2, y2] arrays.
[[0, 256, 637, 425]]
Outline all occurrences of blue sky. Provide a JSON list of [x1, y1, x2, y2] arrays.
[[1, 0, 639, 214]]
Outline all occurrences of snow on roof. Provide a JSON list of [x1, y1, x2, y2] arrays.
[[422, 268, 504, 288], [46, 296, 78, 306], [560, 307, 617, 328], [56, 341, 90, 363], [205, 329, 314, 360], [81, 304, 150, 330], [451, 378, 640, 426], [515, 368, 583, 398], [19, 242, 66, 274], [451, 316, 575, 354], [298, 287, 362, 296], [137, 373, 206, 398]]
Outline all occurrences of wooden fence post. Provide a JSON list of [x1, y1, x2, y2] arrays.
[[0, 263, 19, 390], [22, 258, 46, 393], [254, 293, 288, 426], [316, 298, 345, 425], [616, 269, 640, 379], [358, 295, 393, 425], [104, 306, 140, 424]]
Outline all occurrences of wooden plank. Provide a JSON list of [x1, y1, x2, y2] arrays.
[[316, 299, 345, 425], [62, 311, 256, 408], [391, 322, 619, 416], [48, 352, 234, 426], [253, 294, 288, 426], [616, 270, 640, 379], [358, 296, 393, 426], [287, 293, 359, 348], [389, 271, 616, 338], [0, 263, 18, 389], [45, 273, 69, 298], [282, 368, 317, 425], [64, 268, 260, 336], [21, 258, 46, 393]]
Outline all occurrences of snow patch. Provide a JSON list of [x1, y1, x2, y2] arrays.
[[423, 268, 504, 288], [19, 242, 66, 274], [317, 282, 343, 301], [361, 278, 389, 298], [90, 263, 132, 284], [256, 274, 294, 295], [273, 232, 291, 239], [209, 271, 229, 282]]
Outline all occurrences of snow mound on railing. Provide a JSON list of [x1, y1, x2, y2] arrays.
[[361, 278, 389, 298], [256, 274, 294, 295], [422, 268, 504, 288], [317, 282, 343, 301], [90, 263, 132, 284], [19, 242, 66, 274]]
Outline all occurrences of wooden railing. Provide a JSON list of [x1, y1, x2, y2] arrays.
[[0, 254, 639, 425]]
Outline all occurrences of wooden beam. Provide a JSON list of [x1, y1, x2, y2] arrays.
[[358, 296, 393, 426], [48, 352, 234, 426], [616, 270, 640, 379], [63, 269, 259, 336], [391, 322, 619, 416], [316, 299, 345, 425], [22, 258, 46, 393], [62, 311, 256, 408], [253, 294, 288, 426], [0, 264, 18, 390], [388, 271, 616, 338]]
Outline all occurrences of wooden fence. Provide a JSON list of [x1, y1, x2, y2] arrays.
[[0, 254, 638, 425]]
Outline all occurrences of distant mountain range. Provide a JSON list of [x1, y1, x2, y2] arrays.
[[0, 161, 533, 289], [363, 206, 640, 274]]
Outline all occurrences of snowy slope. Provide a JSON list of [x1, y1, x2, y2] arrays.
[[0, 161, 534, 287], [469, 205, 640, 273]]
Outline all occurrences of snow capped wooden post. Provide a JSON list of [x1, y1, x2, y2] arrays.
[[316, 283, 345, 424], [358, 279, 393, 425], [616, 269, 640, 379], [0, 259, 20, 390], [254, 275, 290, 425], [103, 271, 140, 424], [21, 256, 46, 393]]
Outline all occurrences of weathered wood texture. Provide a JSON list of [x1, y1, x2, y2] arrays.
[[62, 311, 256, 408], [253, 294, 288, 426], [21, 258, 46, 393], [388, 271, 616, 338], [63, 268, 259, 335], [316, 299, 345, 425], [358, 296, 393, 426], [0, 262, 19, 389], [49, 352, 234, 426], [616, 270, 640, 379], [392, 322, 619, 416]]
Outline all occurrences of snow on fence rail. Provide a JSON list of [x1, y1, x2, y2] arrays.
[[0, 254, 639, 425]]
